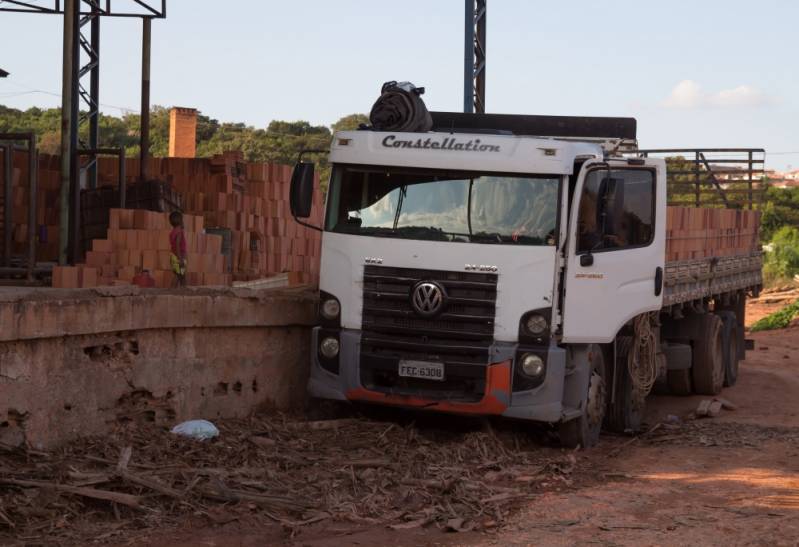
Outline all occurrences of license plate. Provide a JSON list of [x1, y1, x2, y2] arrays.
[[398, 360, 445, 381]]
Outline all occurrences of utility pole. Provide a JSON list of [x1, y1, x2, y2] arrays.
[[463, 0, 486, 114], [140, 16, 151, 181], [59, 0, 77, 264]]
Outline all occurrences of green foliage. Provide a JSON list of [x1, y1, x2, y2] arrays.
[[332, 113, 369, 132], [0, 104, 365, 189], [763, 225, 799, 285], [749, 300, 799, 332], [759, 186, 799, 242]]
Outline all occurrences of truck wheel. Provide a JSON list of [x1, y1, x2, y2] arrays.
[[692, 314, 724, 395], [667, 369, 692, 395], [718, 311, 740, 387], [559, 345, 607, 449], [606, 336, 645, 434]]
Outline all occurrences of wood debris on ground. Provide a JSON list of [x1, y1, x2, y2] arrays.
[[0, 412, 577, 543]]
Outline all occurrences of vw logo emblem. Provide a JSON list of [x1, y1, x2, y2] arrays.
[[411, 281, 446, 317]]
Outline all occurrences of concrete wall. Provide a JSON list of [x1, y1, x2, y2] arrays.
[[0, 286, 316, 449]]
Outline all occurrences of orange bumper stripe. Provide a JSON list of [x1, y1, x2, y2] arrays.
[[346, 360, 512, 415]]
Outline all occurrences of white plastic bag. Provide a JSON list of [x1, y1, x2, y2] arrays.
[[170, 419, 219, 440]]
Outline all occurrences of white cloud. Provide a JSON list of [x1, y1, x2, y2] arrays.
[[708, 85, 769, 107], [662, 80, 704, 108], [662, 80, 773, 109]]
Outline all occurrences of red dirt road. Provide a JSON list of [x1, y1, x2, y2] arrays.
[[475, 320, 799, 547], [134, 320, 799, 547]]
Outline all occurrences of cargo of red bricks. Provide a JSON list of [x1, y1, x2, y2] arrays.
[[0, 151, 323, 288]]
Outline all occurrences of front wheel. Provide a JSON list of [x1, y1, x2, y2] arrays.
[[606, 336, 646, 434], [559, 345, 607, 449]]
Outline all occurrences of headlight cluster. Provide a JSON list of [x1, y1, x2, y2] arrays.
[[525, 314, 548, 335], [321, 298, 341, 321], [319, 336, 340, 359], [520, 353, 545, 377], [519, 309, 551, 344]]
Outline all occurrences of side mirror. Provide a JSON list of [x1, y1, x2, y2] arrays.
[[290, 162, 315, 219]]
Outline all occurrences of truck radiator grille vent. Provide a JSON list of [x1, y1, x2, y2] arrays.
[[359, 266, 498, 402], [361, 265, 498, 340]]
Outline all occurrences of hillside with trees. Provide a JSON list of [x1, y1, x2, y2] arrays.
[[0, 104, 367, 172]]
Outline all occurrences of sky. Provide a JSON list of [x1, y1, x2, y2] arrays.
[[0, 0, 797, 170]]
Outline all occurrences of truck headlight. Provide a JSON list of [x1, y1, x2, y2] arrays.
[[525, 314, 548, 335], [319, 336, 340, 359], [520, 353, 545, 377], [321, 298, 341, 320]]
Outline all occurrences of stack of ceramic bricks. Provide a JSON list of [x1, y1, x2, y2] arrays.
[[52, 208, 228, 288], [665, 207, 761, 262], [97, 152, 323, 285]]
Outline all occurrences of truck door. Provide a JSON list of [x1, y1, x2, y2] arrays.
[[562, 159, 666, 343]]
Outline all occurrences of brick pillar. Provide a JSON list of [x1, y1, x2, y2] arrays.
[[168, 107, 197, 158]]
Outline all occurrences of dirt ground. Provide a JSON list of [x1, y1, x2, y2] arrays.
[[2, 297, 798, 546]]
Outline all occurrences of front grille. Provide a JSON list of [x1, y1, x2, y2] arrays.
[[360, 266, 498, 401]]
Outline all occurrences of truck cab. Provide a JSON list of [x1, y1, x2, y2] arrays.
[[290, 114, 688, 448]]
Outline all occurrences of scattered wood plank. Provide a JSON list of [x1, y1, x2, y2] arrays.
[[0, 478, 142, 509]]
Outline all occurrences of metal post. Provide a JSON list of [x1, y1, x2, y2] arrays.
[[27, 136, 37, 282], [463, 0, 486, 114], [463, 0, 475, 113], [88, 14, 100, 190], [69, 0, 81, 263], [474, 0, 486, 114], [694, 151, 700, 208], [140, 17, 151, 181], [747, 150, 754, 210], [2, 146, 11, 267], [59, 0, 77, 265], [119, 148, 126, 208]]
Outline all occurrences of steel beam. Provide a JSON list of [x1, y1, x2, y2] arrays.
[[27, 135, 38, 281], [2, 146, 12, 267], [0, 1, 166, 17], [140, 16, 151, 181], [59, 0, 77, 265], [463, 0, 486, 113]]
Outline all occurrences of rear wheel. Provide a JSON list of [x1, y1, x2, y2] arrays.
[[606, 336, 645, 434], [718, 311, 740, 387], [667, 368, 693, 395], [559, 345, 607, 449], [692, 314, 724, 395]]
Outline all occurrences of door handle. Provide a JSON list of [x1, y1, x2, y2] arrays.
[[654, 266, 663, 296]]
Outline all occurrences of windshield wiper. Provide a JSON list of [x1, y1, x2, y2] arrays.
[[470, 232, 546, 245]]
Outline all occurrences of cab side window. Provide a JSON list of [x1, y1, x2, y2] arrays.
[[577, 169, 654, 253]]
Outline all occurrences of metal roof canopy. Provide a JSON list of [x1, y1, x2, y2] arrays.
[[0, 0, 165, 17]]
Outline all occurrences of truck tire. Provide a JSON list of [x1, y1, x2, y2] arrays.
[[692, 314, 724, 395], [606, 336, 644, 434], [559, 345, 607, 449], [667, 369, 693, 396], [718, 311, 740, 387]]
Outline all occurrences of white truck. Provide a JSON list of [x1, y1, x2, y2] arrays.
[[290, 113, 762, 448]]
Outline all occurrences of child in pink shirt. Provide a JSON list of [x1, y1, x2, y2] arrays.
[[169, 211, 187, 287]]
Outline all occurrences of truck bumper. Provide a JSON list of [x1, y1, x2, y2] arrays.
[[308, 327, 566, 423]]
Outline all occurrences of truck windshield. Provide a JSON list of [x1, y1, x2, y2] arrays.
[[325, 165, 560, 245]]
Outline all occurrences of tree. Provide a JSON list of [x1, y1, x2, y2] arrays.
[[332, 113, 368, 132]]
